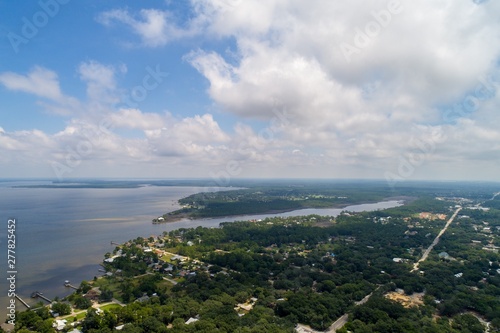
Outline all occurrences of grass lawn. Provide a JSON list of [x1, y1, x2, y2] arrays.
[[100, 303, 122, 311], [64, 310, 87, 321], [93, 277, 123, 295], [160, 253, 173, 262]]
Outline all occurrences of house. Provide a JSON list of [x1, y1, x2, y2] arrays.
[[393, 258, 404, 263], [454, 272, 463, 278], [84, 289, 101, 301], [53, 319, 67, 331], [438, 252, 451, 260], [185, 317, 199, 325], [136, 294, 150, 303], [67, 329, 82, 333]]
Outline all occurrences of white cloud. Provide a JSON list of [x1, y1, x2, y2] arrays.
[[96, 8, 200, 47], [3, 0, 500, 180], [110, 108, 166, 130], [0, 66, 61, 100], [79, 61, 120, 101], [0, 67, 80, 115], [181, 0, 500, 179]]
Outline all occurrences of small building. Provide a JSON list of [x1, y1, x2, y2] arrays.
[[67, 329, 82, 333], [84, 289, 101, 301], [53, 319, 67, 331], [136, 294, 150, 303], [438, 252, 450, 260]]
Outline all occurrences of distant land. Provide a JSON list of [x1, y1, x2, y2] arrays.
[[11, 178, 500, 222]]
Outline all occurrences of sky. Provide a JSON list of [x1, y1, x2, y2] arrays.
[[0, 0, 500, 183]]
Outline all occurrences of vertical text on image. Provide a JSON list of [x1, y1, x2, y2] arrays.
[[6, 218, 17, 325]]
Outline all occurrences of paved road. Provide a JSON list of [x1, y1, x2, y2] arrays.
[[326, 289, 378, 332], [162, 277, 178, 285], [327, 313, 349, 332], [411, 207, 462, 272]]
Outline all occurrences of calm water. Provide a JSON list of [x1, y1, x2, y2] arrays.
[[0, 181, 401, 317]]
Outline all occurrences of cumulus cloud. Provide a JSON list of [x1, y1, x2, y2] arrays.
[[78, 61, 123, 106], [96, 8, 201, 47], [0, 67, 80, 115], [110, 109, 166, 130], [3, 0, 500, 180], [181, 0, 500, 179]]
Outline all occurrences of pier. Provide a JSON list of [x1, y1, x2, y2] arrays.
[[15, 295, 31, 309], [64, 280, 79, 290], [31, 291, 52, 303]]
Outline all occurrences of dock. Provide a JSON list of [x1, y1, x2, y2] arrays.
[[31, 291, 52, 303], [64, 280, 78, 290], [15, 295, 31, 309], [111, 241, 120, 246]]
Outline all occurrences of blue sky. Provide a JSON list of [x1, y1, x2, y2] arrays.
[[1, 0, 500, 182]]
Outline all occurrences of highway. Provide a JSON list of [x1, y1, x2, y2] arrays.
[[411, 207, 462, 272]]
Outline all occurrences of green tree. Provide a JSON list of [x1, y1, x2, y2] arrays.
[[452, 314, 484, 333], [74, 295, 92, 309], [99, 288, 114, 302], [51, 302, 71, 315]]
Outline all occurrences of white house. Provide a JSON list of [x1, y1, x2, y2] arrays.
[[53, 319, 67, 331]]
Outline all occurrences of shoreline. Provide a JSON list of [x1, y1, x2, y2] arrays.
[[153, 197, 411, 224], [11, 197, 407, 321]]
